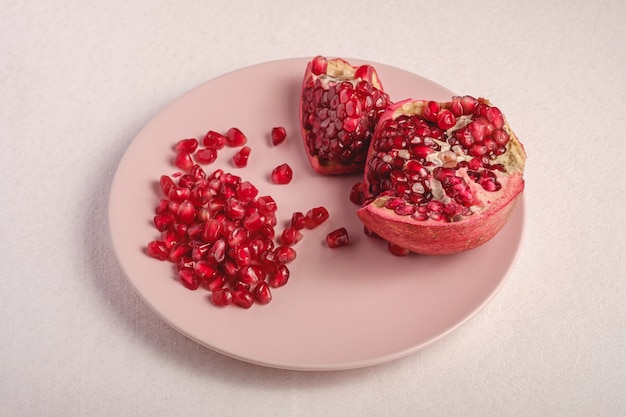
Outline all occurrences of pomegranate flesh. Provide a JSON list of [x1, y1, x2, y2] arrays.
[[300, 55, 390, 175], [357, 97, 526, 255]]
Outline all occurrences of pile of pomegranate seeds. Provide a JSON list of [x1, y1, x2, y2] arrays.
[[147, 125, 348, 309]]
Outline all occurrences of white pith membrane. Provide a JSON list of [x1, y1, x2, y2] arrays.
[[364, 99, 526, 223]]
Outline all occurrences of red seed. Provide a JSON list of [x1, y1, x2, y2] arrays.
[[211, 288, 232, 306], [174, 138, 199, 154], [203, 130, 227, 149], [269, 263, 290, 288], [254, 281, 272, 304], [146, 240, 169, 260], [226, 127, 247, 147], [174, 151, 194, 171], [232, 287, 254, 308], [304, 206, 329, 229], [271, 126, 287, 146], [349, 182, 364, 205], [311, 55, 328, 75], [274, 246, 297, 263], [387, 242, 410, 256], [280, 227, 303, 246], [178, 268, 199, 290], [195, 148, 218, 164], [290, 212, 306, 230], [270, 163, 293, 184], [232, 146, 251, 168], [326, 228, 350, 248]]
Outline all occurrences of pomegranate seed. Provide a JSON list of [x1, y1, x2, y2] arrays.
[[160, 175, 175, 195], [169, 243, 191, 263], [203, 130, 227, 149], [387, 242, 409, 256], [232, 146, 251, 168], [154, 213, 175, 231], [195, 148, 218, 164], [178, 268, 199, 290], [146, 240, 169, 260], [271, 126, 287, 146], [350, 182, 364, 205], [270, 163, 293, 184], [211, 288, 232, 306], [204, 273, 227, 291], [194, 261, 216, 280], [280, 227, 303, 246], [239, 265, 262, 286], [176, 200, 196, 224], [437, 109, 456, 130], [311, 55, 328, 75], [304, 206, 329, 229], [254, 281, 272, 304], [290, 212, 306, 230], [232, 287, 254, 308], [274, 246, 297, 263], [174, 138, 198, 154], [174, 151, 194, 171], [269, 264, 290, 288], [226, 127, 247, 147], [326, 228, 350, 248]]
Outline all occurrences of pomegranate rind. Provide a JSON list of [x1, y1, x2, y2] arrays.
[[358, 98, 526, 255], [299, 56, 389, 175]]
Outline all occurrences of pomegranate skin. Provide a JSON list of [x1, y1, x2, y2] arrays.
[[357, 97, 526, 255], [357, 182, 523, 255]]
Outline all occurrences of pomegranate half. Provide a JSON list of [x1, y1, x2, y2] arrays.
[[357, 97, 526, 255], [300, 55, 390, 175]]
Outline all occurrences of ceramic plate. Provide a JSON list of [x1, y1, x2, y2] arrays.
[[108, 57, 525, 371]]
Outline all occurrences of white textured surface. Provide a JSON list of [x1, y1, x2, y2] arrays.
[[1, 1, 624, 416]]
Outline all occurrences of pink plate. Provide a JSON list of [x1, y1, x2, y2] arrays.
[[108, 57, 525, 371]]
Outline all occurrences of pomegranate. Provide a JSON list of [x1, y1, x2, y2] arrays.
[[357, 97, 526, 255], [300, 55, 390, 175]]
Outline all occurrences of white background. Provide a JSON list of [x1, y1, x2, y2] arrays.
[[1, 1, 624, 416]]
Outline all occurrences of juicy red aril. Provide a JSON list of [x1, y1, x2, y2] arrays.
[[178, 268, 200, 290], [254, 281, 272, 304], [304, 206, 329, 229], [326, 228, 350, 248], [271, 126, 287, 146], [290, 212, 306, 230], [232, 146, 251, 168], [274, 246, 297, 263], [387, 242, 409, 256], [232, 287, 254, 308], [280, 227, 303, 246], [195, 148, 218, 164], [226, 127, 247, 147], [174, 138, 198, 154], [211, 288, 232, 306], [174, 152, 194, 171], [269, 264, 290, 288], [203, 130, 227, 149], [311, 55, 328, 75], [271, 163, 293, 184], [350, 182, 364, 205], [147, 240, 169, 260]]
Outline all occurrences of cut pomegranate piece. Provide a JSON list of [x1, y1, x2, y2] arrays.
[[270, 163, 293, 184], [271, 126, 287, 146], [300, 55, 390, 175], [226, 127, 247, 147], [232, 146, 251, 168], [357, 96, 526, 255], [326, 228, 350, 248]]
